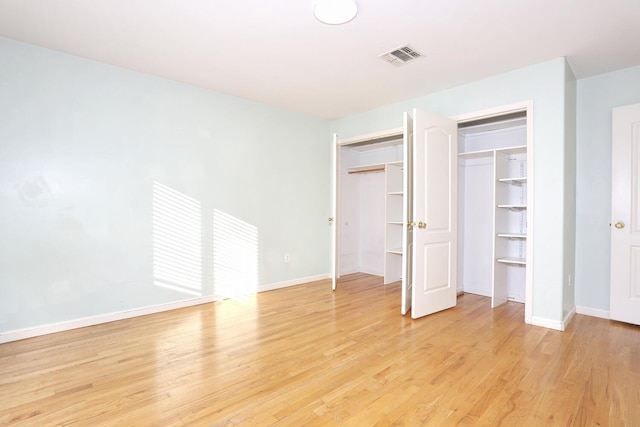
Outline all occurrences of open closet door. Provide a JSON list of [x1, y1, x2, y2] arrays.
[[401, 113, 414, 315], [331, 133, 338, 290], [411, 109, 458, 319]]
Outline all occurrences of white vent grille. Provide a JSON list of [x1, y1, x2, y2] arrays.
[[379, 45, 423, 67]]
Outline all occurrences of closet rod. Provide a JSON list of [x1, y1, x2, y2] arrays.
[[348, 167, 385, 175]]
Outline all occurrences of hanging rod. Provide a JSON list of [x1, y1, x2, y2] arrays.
[[347, 167, 385, 174]]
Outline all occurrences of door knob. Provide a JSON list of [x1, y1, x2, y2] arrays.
[[328, 217, 334, 224], [418, 221, 427, 229], [407, 221, 415, 229], [615, 221, 625, 229]]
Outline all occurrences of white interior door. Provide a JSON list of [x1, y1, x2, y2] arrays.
[[611, 103, 640, 325], [401, 112, 414, 315], [331, 133, 338, 290], [411, 108, 458, 319]]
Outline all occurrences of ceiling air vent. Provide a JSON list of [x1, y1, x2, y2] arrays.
[[379, 45, 423, 67]]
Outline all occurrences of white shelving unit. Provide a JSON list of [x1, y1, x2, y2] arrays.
[[493, 147, 527, 305], [384, 162, 403, 284]]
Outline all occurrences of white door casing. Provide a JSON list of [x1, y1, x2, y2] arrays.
[[411, 108, 458, 319], [611, 103, 640, 325], [453, 100, 534, 323], [331, 133, 338, 290], [402, 112, 414, 315]]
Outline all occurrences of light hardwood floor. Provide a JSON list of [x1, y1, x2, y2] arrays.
[[1, 273, 639, 426]]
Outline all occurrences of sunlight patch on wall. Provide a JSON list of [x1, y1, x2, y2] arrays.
[[213, 209, 258, 298], [152, 181, 202, 296]]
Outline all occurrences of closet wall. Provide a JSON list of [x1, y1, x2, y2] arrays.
[[457, 154, 494, 296]]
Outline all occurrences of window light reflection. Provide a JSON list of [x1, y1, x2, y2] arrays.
[[213, 209, 259, 298], [152, 181, 202, 296]]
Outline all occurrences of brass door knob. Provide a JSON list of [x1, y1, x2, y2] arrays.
[[418, 221, 427, 229], [407, 221, 415, 229], [328, 217, 334, 224], [615, 221, 625, 229]]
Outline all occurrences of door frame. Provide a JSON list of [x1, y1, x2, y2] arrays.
[[331, 133, 338, 290], [452, 100, 534, 323], [401, 113, 413, 315]]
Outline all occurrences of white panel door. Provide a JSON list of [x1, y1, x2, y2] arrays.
[[411, 108, 458, 319], [331, 133, 338, 290], [402, 112, 414, 315], [611, 103, 640, 325]]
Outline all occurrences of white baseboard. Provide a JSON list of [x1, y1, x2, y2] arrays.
[[528, 316, 565, 331], [576, 306, 610, 320], [360, 268, 384, 277], [1, 274, 331, 344], [257, 274, 330, 292], [526, 306, 577, 332], [461, 286, 491, 298], [0, 295, 218, 344], [562, 306, 576, 330]]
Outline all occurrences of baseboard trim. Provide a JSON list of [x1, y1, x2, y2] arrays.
[[1, 274, 331, 344], [257, 274, 330, 293], [0, 295, 218, 344], [575, 306, 610, 320], [562, 306, 576, 331], [528, 315, 565, 331], [526, 306, 577, 332], [359, 269, 384, 277], [460, 286, 491, 298]]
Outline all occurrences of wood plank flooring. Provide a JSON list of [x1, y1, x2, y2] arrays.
[[1, 273, 639, 426]]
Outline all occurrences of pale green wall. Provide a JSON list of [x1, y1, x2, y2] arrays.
[[0, 37, 330, 333], [331, 58, 569, 324], [4, 31, 634, 334], [575, 64, 640, 312]]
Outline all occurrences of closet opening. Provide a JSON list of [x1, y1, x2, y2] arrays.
[[457, 110, 529, 307], [336, 130, 404, 285]]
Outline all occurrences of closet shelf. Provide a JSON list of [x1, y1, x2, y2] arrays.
[[387, 221, 403, 225], [498, 177, 527, 185], [386, 248, 403, 255], [497, 204, 527, 210], [387, 191, 403, 196], [497, 233, 526, 239], [497, 257, 526, 265], [497, 145, 527, 155], [458, 149, 495, 159], [458, 144, 527, 159]]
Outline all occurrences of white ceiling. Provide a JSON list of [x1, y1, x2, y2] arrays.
[[1, 0, 639, 120]]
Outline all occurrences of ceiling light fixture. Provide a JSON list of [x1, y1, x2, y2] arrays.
[[314, 0, 358, 25]]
